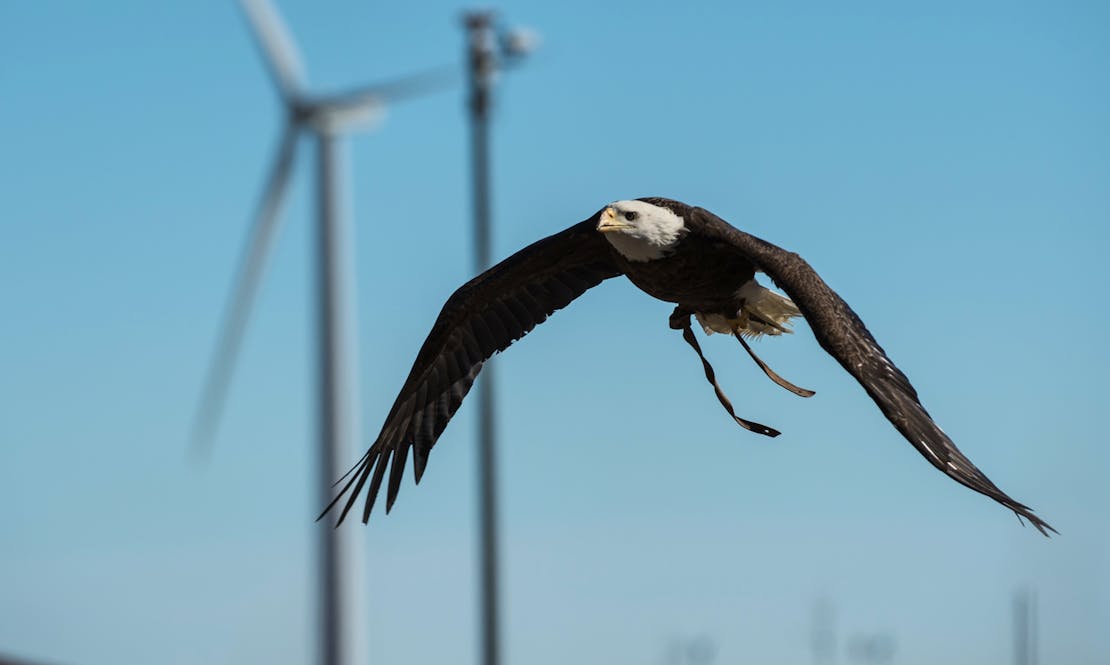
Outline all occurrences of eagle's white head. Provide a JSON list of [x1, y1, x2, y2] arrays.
[[596, 199, 686, 262]]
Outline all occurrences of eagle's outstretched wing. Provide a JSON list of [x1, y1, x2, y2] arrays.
[[323, 214, 621, 524], [691, 207, 1055, 536]]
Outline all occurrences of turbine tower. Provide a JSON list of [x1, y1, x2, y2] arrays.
[[193, 2, 453, 663]]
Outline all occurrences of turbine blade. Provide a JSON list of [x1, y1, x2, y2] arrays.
[[324, 64, 459, 114], [190, 124, 299, 461], [238, 0, 306, 99]]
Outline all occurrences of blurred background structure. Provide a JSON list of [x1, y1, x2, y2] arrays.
[[811, 596, 837, 665], [462, 11, 536, 665], [192, 1, 457, 664], [1013, 588, 1039, 665], [1, 2, 1108, 665]]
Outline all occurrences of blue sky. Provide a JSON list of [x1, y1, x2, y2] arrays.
[[1, 1, 1108, 664]]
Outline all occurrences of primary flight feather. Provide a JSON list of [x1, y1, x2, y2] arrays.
[[322, 197, 1054, 536]]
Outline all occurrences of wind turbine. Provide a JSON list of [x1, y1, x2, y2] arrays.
[[192, 1, 454, 663]]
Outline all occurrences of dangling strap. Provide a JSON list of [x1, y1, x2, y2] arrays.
[[678, 323, 781, 438], [733, 332, 815, 398]]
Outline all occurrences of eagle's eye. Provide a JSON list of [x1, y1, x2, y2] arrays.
[[623, 211, 639, 222]]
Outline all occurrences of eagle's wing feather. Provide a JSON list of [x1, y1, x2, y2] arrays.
[[324, 215, 621, 524], [690, 207, 1054, 535]]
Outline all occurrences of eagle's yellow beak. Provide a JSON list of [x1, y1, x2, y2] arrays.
[[597, 207, 629, 233]]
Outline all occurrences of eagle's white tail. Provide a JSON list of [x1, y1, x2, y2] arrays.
[[696, 281, 801, 337]]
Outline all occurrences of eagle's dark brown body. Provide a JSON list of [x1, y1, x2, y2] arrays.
[[611, 231, 756, 316]]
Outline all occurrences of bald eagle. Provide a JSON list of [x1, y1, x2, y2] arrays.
[[323, 197, 1054, 535]]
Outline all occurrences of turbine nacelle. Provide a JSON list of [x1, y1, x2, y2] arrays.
[[239, 0, 455, 136], [293, 97, 386, 136]]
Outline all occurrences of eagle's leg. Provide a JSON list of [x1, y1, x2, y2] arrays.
[[668, 305, 696, 330], [669, 306, 780, 438], [731, 327, 816, 398]]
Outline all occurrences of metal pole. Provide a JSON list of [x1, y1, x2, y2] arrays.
[[466, 12, 501, 665], [1014, 589, 1029, 665], [1014, 588, 1039, 665], [811, 597, 836, 665], [1030, 589, 1038, 665], [316, 128, 366, 665]]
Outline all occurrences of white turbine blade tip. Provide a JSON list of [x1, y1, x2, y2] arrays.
[[238, 0, 307, 96]]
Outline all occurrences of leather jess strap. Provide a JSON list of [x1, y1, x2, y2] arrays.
[[678, 322, 782, 438]]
